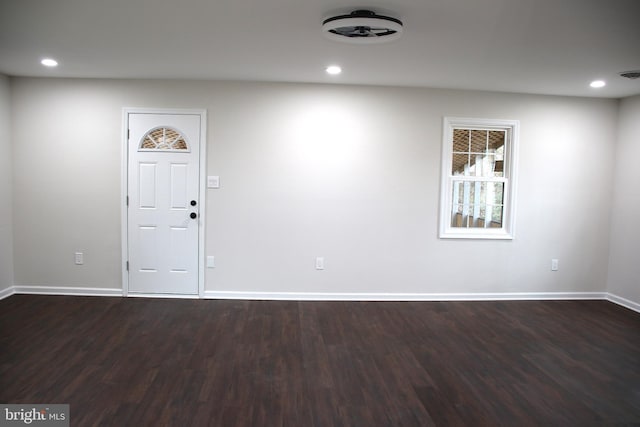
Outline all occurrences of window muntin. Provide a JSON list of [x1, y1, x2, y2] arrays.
[[439, 118, 518, 239]]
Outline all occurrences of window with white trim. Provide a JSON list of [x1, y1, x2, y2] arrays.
[[439, 117, 519, 239]]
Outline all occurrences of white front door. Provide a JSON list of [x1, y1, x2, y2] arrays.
[[127, 112, 202, 295]]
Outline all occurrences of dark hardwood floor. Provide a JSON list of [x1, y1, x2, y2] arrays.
[[1, 295, 639, 426]]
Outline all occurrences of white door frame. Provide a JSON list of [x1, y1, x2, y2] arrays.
[[121, 107, 207, 298]]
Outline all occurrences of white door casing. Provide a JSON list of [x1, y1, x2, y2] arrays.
[[122, 109, 206, 297]]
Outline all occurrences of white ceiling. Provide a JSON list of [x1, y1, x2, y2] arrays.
[[1, 0, 639, 98]]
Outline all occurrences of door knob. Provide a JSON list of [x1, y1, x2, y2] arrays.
[[190, 212, 197, 219], [190, 200, 197, 206]]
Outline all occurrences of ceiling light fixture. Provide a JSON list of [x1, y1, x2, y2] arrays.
[[41, 58, 58, 67], [322, 9, 403, 44], [619, 70, 640, 80], [326, 65, 342, 75], [589, 80, 606, 88]]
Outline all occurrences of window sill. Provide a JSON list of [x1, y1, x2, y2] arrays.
[[439, 229, 514, 240]]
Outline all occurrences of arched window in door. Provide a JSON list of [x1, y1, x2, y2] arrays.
[[139, 127, 189, 152]]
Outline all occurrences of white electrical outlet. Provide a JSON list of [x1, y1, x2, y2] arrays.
[[315, 257, 324, 270], [207, 256, 215, 268], [75, 252, 84, 265], [551, 259, 559, 271]]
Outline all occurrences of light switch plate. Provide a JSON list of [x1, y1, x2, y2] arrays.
[[207, 176, 220, 189], [207, 256, 215, 268]]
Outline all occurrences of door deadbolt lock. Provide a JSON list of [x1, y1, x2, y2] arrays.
[[190, 200, 197, 206]]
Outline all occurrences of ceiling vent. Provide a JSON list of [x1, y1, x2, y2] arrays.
[[322, 10, 403, 44], [619, 70, 640, 80]]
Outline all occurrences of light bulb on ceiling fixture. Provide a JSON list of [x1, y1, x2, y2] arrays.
[[590, 80, 606, 88], [326, 65, 342, 75], [41, 58, 58, 67]]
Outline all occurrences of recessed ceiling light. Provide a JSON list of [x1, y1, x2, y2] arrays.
[[590, 80, 606, 88], [41, 58, 58, 67], [326, 65, 342, 75]]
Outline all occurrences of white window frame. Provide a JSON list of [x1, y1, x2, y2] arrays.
[[439, 117, 519, 239]]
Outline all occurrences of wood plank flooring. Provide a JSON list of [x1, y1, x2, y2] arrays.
[[1, 295, 639, 426]]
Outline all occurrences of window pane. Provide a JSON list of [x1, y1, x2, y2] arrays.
[[140, 127, 189, 151], [451, 204, 469, 227], [451, 181, 505, 229], [477, 155, 496, 177], [485, 182, 504, 205], [453, 181, 504, 205], [452, 181, 473, 204], [451, 203, 493, 229], [468, 205, 487, 228], [455, 152, 505, 178], [494, 160, 504, 177], [451, 204, 477, 228], [470, 130, 486, 153], [490, 205, 503, 226], [452, 129, 469, 152], [452, 153, 469, 175], [451, 204, 463, 227], [488, 131, 505, 152]]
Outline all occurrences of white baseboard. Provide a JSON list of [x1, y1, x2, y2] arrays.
[[126, 292, 199, 299], [12, 285, 123, 297], [203, 290, 607, 301], [2, 286, 637, 315], [607, 293, 640, 314], [0, 286, 14, 300]]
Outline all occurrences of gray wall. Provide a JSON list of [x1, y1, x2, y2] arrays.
[[608, 95, 640, 304], [9, 78, 620, 297], [0, 75, 13, 295]]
